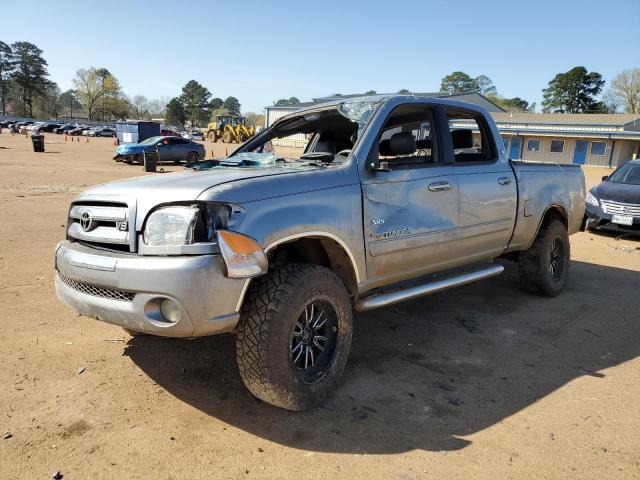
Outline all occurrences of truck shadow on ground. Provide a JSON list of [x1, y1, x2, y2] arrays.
[[124, 260, 640, 453]]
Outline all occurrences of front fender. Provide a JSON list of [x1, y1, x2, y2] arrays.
[[234, 185, 366, 289]]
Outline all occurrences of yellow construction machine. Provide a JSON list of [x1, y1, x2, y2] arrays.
[[204, 115, 255, 143]]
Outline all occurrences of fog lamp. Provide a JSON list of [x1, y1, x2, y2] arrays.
[[160, 299, 181, 323]]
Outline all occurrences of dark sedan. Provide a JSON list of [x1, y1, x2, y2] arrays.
[[53, 124, 77, 134], [37, 123, 63, 133], [67, 126, 86, 136], [585, 159, 640, 234]]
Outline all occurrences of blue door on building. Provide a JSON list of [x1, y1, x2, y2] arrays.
[[509, 138, 522, 160], [573, 140, 587, 164]]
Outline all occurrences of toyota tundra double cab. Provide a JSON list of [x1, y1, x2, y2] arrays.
[[54, 95, 585, 410]]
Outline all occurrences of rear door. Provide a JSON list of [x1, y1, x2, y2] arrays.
[[172, 138, 191, 161], [361, 104, 461, 288], [444, 109, 517, 262]]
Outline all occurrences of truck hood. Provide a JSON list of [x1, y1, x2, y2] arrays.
[[74, 164, 318, 227]]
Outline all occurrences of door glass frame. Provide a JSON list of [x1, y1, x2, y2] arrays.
[[445, 107, 499, 166], [365, 104, 442, 170]]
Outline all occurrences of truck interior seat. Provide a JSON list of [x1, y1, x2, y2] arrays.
[[313, 140, 336, 154], [452, 129, 483, 162], [379, 133, 434, 164]]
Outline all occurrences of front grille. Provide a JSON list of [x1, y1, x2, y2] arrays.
[[601, 200, 640, 216], [67, 202, 135, 251], [58, 273, 135, 302]]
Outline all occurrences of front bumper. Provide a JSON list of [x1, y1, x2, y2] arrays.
[[584, 204, 640, 233], [54, 241, 248, 337]]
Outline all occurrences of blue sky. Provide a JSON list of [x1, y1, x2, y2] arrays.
[[2, 0, 638, 113]]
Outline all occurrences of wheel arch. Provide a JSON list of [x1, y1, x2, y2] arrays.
[[234, 232, 361, 313], [528, 204, 568, 249]]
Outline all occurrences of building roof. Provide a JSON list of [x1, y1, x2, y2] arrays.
[[492, 112, 640, 127]]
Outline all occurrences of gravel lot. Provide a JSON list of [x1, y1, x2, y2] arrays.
[[1, 132, 639, 479]]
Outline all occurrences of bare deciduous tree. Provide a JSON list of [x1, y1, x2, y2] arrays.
[[611, 68, 640, 114], [73, 67, 121, 120]]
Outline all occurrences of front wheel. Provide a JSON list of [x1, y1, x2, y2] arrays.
[[518, 219, 570, 297], [236, 264, 353, 411]]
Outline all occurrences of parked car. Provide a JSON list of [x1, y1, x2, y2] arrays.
[[584, 159, 640, 233], [67, 126, 87, 136], [54, 124, 77, 134], [160, 128, 181, 137], [88, 127, 116, 137], [15, 121, 34, 127], [37, 123, 63, 133], [27, 122, 45, 132], [0, 120, 17, 128], [113, 135, 205, 164], [182, 130, 205, 141], [55, 95, 585, 411]]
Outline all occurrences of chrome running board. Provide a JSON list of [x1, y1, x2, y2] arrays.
[[355, 262, 504, 312]]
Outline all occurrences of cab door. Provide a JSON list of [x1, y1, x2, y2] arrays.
[[361, 106, 462, 289], [445, 109, 517, 262]]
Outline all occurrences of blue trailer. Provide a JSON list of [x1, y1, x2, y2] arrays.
[[116, 121, 160, 144]]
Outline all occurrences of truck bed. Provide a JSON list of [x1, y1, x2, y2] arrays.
[[506, 161, 586, 252]]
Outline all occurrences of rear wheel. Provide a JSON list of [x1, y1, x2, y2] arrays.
[[518, 219, 570, 297], [186, 151, 199, 163], [236, 264, 353, 411]]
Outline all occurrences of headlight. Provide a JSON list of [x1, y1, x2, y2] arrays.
[[585, 191, 599, 207], [143, 206, 200, 246], [142, 203, 242, 248]]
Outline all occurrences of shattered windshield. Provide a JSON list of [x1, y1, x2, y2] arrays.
[[186, 101, 379, 171], [338, 101, 377, 130]]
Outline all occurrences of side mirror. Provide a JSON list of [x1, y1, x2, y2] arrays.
[[602, 175, 608, 181]]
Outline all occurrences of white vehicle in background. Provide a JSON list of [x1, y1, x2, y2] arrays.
[[27, 122, 45, 132], [182, 130, 205, 141]]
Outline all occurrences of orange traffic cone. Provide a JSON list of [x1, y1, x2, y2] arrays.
[[225, 148, 228, 156], [112, 137, 118, 146], [86, 136, 89, 143], [64, 133, 68, 142]]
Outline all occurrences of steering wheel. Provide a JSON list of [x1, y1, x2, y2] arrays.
[[336, 149, 352, 157]]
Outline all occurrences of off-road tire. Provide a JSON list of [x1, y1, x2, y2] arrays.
[[236, 264, 353, 411], [518, 219, 570, 297]]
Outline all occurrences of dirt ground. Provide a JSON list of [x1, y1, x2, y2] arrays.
[[0, 132, 639, 479]]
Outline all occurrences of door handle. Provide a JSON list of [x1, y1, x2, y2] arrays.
[[428, 181, 453, 192], [498, 177, 512, 185]]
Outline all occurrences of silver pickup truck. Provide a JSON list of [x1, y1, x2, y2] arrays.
[[54, 95, 585, 410]]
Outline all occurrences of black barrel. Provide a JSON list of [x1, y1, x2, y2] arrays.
[[31, 134, 45, 152], [143, 150, 158, 172]]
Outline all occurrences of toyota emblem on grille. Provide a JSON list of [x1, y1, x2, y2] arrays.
[[80, 211, 95, 232]]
